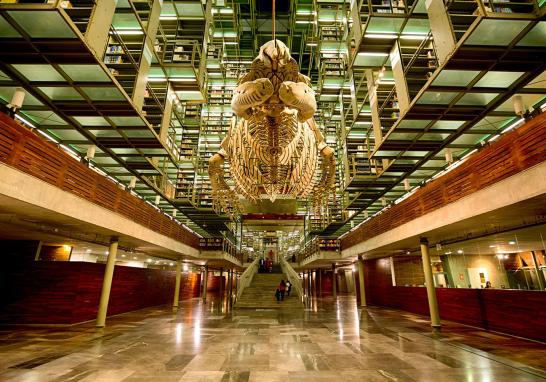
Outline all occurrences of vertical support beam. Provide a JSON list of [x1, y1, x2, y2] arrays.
[[173, 260, 182, 310], [389, 42, 411, 114], [420, 238, 441, 329], [349, 0, 362, 53], [425, 0, 456, 65], [227, 269, 233, 305], [365, 69, 383, 143], [318, 268, 322, 297], [309, 271, 313, 296], [332, 264, 337, 299], [132, 0, 162, 110], [160, 85, 175, 144], [202, 265, 208, 301], [96, 238, 118, 327], [85, 0, 117, 58], [531, 251, 545, 290], [219, 267, 224, 297], [357, 257, 367, 307]]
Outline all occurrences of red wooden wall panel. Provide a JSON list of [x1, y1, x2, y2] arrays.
[[0, 261, 201, 325], [363, 258, 546, 341]]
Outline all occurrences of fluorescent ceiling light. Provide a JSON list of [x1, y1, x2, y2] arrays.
[[170, 77, 196, 82], [377, 80, 395, 85], [357, 52, 389, 57], [400, 34, 429, 40], [147, 77, 167, 82], [365, 33, 397, 39], [110, 30, 143, 35], [159, 15, 177, 20], [224, 41, 238, 45]]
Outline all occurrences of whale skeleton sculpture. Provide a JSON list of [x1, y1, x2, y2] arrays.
[[208, 40, 336, 219]]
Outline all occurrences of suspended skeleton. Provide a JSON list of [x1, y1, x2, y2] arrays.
[[208, 40, 335, 217]]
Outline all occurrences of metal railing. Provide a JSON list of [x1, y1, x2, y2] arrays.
[[235, 256, 260, 301], [280, 257, 304, 302]]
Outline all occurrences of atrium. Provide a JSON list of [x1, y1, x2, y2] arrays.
[[0, 0, 545, 381]]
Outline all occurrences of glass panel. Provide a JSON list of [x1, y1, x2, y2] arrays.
[[465, 19, 530, 46], [82, 87, 126, 101], [13, 64, 65, 82], [0, 87, 43, 106], [109, 116, 146, 126], [20, 110, 65, 125], [474, 71, 524, 88], [457, 92, 498, 106], [47, 129, 87, 141], [8, 11, 76, 38], [0, 15, 21, 37], [60, 65, 111, 82], [39, 87, 83, 100], [416, 91, 458, 104], [366, 17, 405, 34], [74, 116, 109, 126], [517, 22, 546, 47], [430, 120, 465, 130], [432, 70, 480, 87]]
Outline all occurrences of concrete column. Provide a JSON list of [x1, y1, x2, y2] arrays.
[[227, 269, 233, 305], [85, 0, 117, 57], [365, 69, 383, 143], [332, 264, 337, 299], [531, 251, 545, 290], [318, 269, 323, 297], [160, 85, 175, 144], [96, 238, 118, 327], [132, 0, 162, 110], [172, 260, 182, 310], [425, 0, 456, 65], [357, 258, 367, 307], [389, 42, 410, 114], [420, 238, 441, 328], [308, 271, 313, 296], [202, 266, 208, 301], [219, 267, 224, 297]]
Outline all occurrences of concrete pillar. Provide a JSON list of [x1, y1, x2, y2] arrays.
[[531, 251, 545, 290], [172, 260, 182, 310], [132, 0, 162, 110], [96, 238, 118, 327], [357, 258, 367, 307], [308, 271, 313, 296], [202, 265, 208, 301], [332, 264, 337, 299], [420, 238, 441, 328], [318, 268, 322, 297], [85, 0, 117, 57], [227, 269, 233, 305], [389, 42, 410, 114], [425, 0, 456, 65], [219, 267, 224, 297], [366, 69, 383, 144], [160, 85, 175, 144]]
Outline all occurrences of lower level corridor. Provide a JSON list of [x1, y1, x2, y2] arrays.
[[1, 295, 545, 382]]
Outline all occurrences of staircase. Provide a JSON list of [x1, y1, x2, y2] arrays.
[[235, 271, 303, 309]]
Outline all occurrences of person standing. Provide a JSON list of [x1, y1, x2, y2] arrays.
[[279, 280, 286, 301], [286, 280, 292, 297]]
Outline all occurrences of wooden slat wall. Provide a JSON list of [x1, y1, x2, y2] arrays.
[[343, 113, 546, 250], [363, 258, 546, 341], [0, 113, 199, 249], [0, 261, 201, 325]]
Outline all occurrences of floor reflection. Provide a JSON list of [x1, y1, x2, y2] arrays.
[[0, 293, 544, 381]]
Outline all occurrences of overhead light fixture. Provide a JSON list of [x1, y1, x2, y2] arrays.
[[86, 249, 91, 253], [489, 245, 496, 248], [457, 249, 463, 254], [110, 29, 144, 35], [159, 15, 177, 20], [170, 77, 196, 82], [508, 241, 516, 245], [365, 33, 397, 39], [147, 77, 167, 82]]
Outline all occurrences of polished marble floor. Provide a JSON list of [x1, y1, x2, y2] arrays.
[[0, 294, 545, 382]]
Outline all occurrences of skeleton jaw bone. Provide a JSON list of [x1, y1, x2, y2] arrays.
[[279, 81, 317, 122], [231, 78, 274, 118]]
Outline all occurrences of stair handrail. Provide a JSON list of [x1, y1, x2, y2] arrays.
[[236, 256, 260, 301], [280, 257, 304, 301]]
